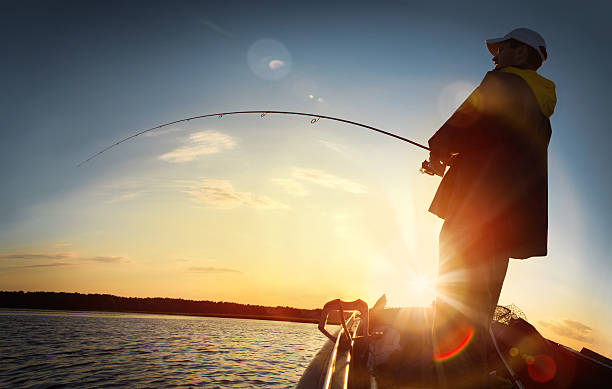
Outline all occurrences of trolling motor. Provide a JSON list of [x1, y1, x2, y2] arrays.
[[318, 298, 370, 343]]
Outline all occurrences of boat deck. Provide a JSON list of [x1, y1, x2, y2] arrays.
[[298, 304, 612, 389]]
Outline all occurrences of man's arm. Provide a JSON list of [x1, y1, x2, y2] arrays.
[[427, 71, 507, 168]]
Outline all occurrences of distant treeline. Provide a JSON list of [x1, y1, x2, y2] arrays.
[[0, 291, 322, 323]]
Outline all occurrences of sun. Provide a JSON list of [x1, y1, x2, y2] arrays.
[[375, 272, 438, 307], [405, 273, 437, 306], [371, 272, 437, 308], [411, 274, 434, 291]]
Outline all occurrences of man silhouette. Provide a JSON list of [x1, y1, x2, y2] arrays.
[[424, 28, 556, 388]]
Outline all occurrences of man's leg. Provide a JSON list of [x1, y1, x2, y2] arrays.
[[432, 222, 508, 389], [487, 256, 509, 324]]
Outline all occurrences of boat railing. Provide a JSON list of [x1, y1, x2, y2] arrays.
[[322, 311, 358, 389], [317, 299, 369, 389], [318, 298, 369, 343]]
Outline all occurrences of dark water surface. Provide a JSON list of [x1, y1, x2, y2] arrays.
[[0, 309, 327, 388]]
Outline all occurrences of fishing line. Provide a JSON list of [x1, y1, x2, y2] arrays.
[[77, 110, 430, 167]]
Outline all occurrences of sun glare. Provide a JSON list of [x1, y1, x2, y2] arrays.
[[411, 274, 434, 292], [406, 273, 437, 306]]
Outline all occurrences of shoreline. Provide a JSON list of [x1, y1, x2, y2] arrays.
[[0, 307, 320, 324]]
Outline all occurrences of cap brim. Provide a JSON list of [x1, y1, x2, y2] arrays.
[[485, 37, 508, 55]]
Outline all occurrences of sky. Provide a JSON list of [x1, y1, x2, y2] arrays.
[[1, 0, 611, 357]]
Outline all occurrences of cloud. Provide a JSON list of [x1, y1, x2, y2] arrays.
[[188, 266, 242, 274], [160, 131, 235, 163], [16, 262, 77, 269], [86, 256, 131, 264], [270, 178, 309, 197], [0, 252, 131, 267], [109, 192, 141, 203], [539, 318, 594, 343], [291, 167, 367, 194], [0, 253, 75, 260], [183, 179, 289, 209], [49, 243, 72, 248], [202, 20, 234, 39], [144, 126, 183, 137], [319, 140, 349, 154]]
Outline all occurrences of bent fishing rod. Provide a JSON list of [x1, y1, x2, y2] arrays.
[[77, 110, 431, 168]]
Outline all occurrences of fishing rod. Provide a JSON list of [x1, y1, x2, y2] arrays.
[[77, 110, 431, 167]]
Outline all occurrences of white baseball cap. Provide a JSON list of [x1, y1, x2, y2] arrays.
[[486, 28, 547, 62]]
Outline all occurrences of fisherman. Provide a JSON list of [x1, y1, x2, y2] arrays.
[[423, 28, 556, 388]]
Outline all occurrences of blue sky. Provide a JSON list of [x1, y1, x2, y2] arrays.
[[1, 1, 611, 356]]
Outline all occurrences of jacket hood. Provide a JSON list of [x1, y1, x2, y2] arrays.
[[499, 67, 557, 117]]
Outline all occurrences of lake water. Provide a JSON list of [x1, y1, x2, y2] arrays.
[[0, 309, 328, 388]]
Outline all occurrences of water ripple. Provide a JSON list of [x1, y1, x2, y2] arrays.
[[0, 310, 327, 388]]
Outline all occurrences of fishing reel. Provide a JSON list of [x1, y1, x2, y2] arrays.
[[420, 159, 446, 177]]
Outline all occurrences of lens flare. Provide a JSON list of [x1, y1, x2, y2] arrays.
[[527, 354, 557, 383], [268, 59, 285, 70], [434, 325, 474, 361], [247, 39, 292, 80]]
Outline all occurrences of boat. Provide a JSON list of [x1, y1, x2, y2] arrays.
[[296, 296, 612, 388]]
